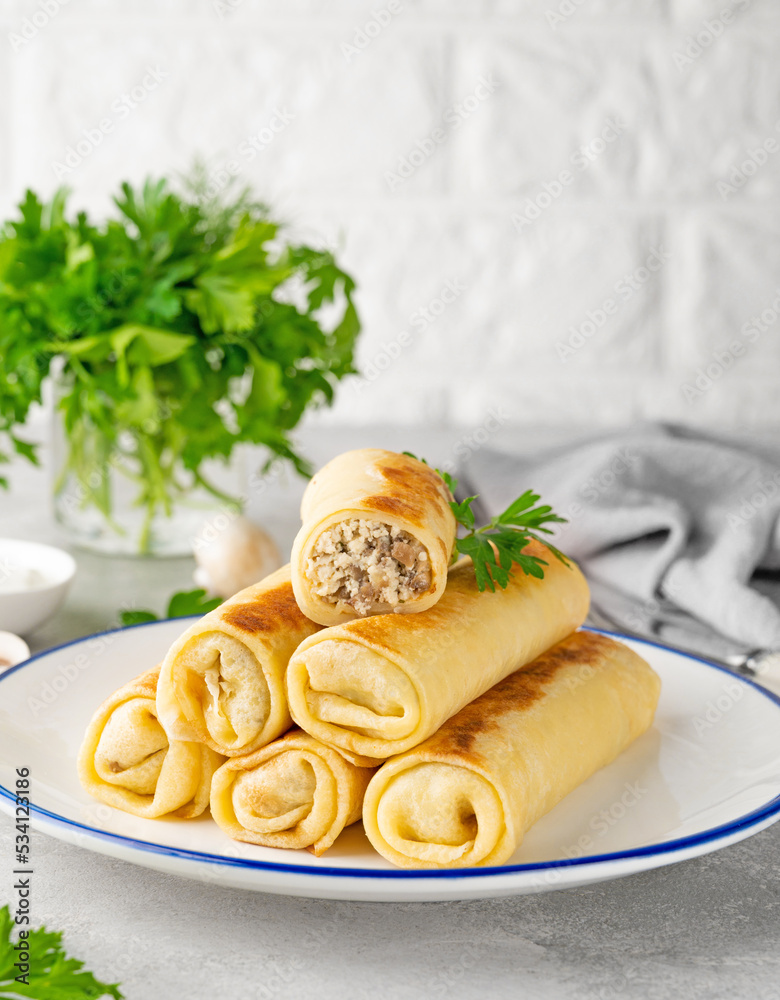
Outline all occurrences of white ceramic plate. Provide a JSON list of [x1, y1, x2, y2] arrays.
[[1, 622, 779, 902]]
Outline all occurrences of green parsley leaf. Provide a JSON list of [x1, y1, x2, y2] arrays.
[[166, 588, 223, 619], [10, 437, 38, 466], [118, 609, 159, 627], [120, 588, 223, 626], [409, 453, 570, 592], [0, 904, 123, 999], [449, 496, 477, 531]]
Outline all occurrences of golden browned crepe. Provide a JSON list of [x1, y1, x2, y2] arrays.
[[78, 667, 223, 819], [210, 729, 376, 856], [362, 631, 661, 869], [286, 543, 590, 765], [290, 449, 456, 626], [156, 566, 322, 757]]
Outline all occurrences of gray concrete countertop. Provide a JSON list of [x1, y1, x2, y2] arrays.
[[1, 425, 779, 1000]]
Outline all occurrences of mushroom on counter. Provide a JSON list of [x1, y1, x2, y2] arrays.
[[193, 516, 281, 599]]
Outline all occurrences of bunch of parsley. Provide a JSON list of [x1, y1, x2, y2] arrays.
[[0, 177, 360, 550]]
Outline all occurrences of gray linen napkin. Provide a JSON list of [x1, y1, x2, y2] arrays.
[[461, 423, 780, 650]]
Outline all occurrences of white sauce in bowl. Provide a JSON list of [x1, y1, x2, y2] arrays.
[[0, 565, 51, 594]]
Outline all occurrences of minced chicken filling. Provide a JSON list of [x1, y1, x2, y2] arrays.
[[305, 519, 432, 615]]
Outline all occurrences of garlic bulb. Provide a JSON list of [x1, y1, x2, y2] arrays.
[[0, 631, 31, 673], [193, 516, 281, 599]]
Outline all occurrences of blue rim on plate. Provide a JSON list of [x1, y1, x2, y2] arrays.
[[1, 621, 780, 881]]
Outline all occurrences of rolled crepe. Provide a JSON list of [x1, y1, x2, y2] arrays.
[[78, 667, 223, 819], [210, 729, 376, 856], [286, 542, 590, 765], [363, 631, 660, 869], [290, 448, 456, 626], [156, 565, 322, 757]]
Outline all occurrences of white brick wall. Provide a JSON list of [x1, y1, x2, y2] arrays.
[[1, 0, 779, 433]]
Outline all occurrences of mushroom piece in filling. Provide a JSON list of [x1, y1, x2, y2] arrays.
[[304, 519, 432, 615]]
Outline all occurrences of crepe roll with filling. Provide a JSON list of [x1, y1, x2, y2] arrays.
[[287, 542, 590, 765], [156, 565, 322, 757], [363, 631, 660, 869], [290, 449, 456, 626], [78, 667, 223, 819], [210, 729, 376, 856]]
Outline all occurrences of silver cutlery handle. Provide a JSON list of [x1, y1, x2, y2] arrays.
[[587, 602, 780, 692], [729, 650, 780, 682]]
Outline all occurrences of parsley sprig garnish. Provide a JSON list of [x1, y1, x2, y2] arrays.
[[405, 453, 570, 593], [0, 905, 123, 999], [120, 588, 222, 626]]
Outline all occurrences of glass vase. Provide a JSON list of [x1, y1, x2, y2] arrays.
[[51, 384, 246, 557]]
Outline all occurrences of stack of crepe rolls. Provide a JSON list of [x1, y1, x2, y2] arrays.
[[78, 667, 224, 819], [210, 729, 376, 856], [286, 542, 590, 766], [77, 447, 660, 866], [156, 565, 322, 757], [290, 449, 456, 626], [363, 631, 661, 869]]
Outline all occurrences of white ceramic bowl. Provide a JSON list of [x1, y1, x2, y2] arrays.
[[0, 539, 76, 636]]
